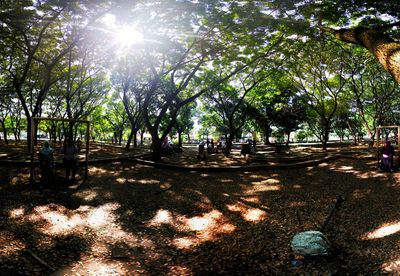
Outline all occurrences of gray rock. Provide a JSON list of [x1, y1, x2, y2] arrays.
[[291, 230, 330, 257]]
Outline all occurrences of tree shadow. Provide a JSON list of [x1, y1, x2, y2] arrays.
[[2, 153, 400, 274]]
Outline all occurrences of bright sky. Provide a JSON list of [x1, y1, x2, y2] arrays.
[[101, 13, 144, 49]]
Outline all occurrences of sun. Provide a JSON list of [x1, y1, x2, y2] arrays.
[[114, 25, 144, 47]]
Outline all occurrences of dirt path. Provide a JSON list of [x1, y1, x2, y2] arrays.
[[1, 144, 400, 274]]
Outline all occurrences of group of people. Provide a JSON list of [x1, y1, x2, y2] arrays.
[[197, 139, 226, 159], [38, 138, 81, 186], [160, 137, 182, 155]]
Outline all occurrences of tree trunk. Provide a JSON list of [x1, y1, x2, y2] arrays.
[[321, 26, 400, 84], [133, 130, 138, 147], [125, 130, 134, 151], [119, 131, 123, 146], [263, 125, 271, 145], [225, 132, 235, 156], [140, 131, 144, 145], [151, 138, 162, 162], [286, 132, 290, 147], [322, 128, 329, 150], [0, 120, 8, 144], [178, 130, 183, 148]]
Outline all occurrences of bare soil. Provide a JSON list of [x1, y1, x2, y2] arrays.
[[1, 142, 400, 275]]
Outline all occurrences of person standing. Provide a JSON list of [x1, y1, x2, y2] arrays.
[[38, 140, 54, 186], [62, 139, 78, 181], [76, 137, 82, 153], [381, 140, 395, 172]]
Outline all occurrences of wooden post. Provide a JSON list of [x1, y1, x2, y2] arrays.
[[29, 117, 35, 184], [85, 122, 90, 180], [398, 127, 400, 146], [376, 127, 381, 147]]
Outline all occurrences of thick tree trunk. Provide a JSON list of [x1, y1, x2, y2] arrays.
[[140, 131, 144, 145], [133, 131, 138, 147], [322, 129, 329, 150], [0, 120, 8, 144], [263, 124, 271, 145], [125, 130, 134, 151], [178, 131, 183, 147], [321, 26, 400, 83], [187, 131, 191, 143], [151, 139, 162, 162], [286, 132, 290, 147]]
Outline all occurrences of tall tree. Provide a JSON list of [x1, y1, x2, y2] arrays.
[[0, 1, 109, 150], [289, 38, 350, 150], [202, 69, 262, 155], [262, 0, 400, 83]]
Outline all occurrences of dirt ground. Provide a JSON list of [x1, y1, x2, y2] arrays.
[[1, 142, 400, 275]]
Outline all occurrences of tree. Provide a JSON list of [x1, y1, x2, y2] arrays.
[[273, 94, 306, 146], [173, 103, 195, 147], [0, 1, 109, 150], [105, 93, 129, 145], [124, 1, 282, 161], [347, 50, 400, 144], [289, 38, 350, 150], [111, 54, 145, 151], [246, 70, 298, 145], [262, 0, 400, 83]]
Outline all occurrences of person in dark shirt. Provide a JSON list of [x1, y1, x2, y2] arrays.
[[381, 140, 395, 172], [39, 140, 54, 186], [62, 139, 78, 181]]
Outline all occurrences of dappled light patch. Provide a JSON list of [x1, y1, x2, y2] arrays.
[[226, 202, 267, 222], [246, 173, 279, 179], [25, 203, 126, 237], [355, 171, 380, 179], [87, 203, 120, 228], [116, 177, 126, 184], [328, 164, 358, 174], [89, 167, 109, 174], [149, 209, 173, 226], [253, 178, 280, 185], [9, 207, 26, 218], [188, 217, 210, 231], [382, 260, 400, 273], [169, 265, 192, 274], [147, 209, 236, 249], [10, 176, 19, 185], [174, 211, 236, 249], [75, 190, 98, 201], [241, 196, 260, 203], [0, 232, 26, 258], [352, 189, 371, 199], [172, 237, 195, 249], [362, 221, 400, 240], [61, 259, 134, 275], [244, 178, 281, 194], [289, 201, 306, 207], [137, 179, 161, 185], [337, 165, 355, 172], [220, 179, 234, 183]]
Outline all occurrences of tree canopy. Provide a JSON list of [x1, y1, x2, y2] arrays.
[[0, 0, 399, 157]]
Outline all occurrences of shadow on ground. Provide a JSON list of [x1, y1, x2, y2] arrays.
[[1, 145, 400, 275]]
